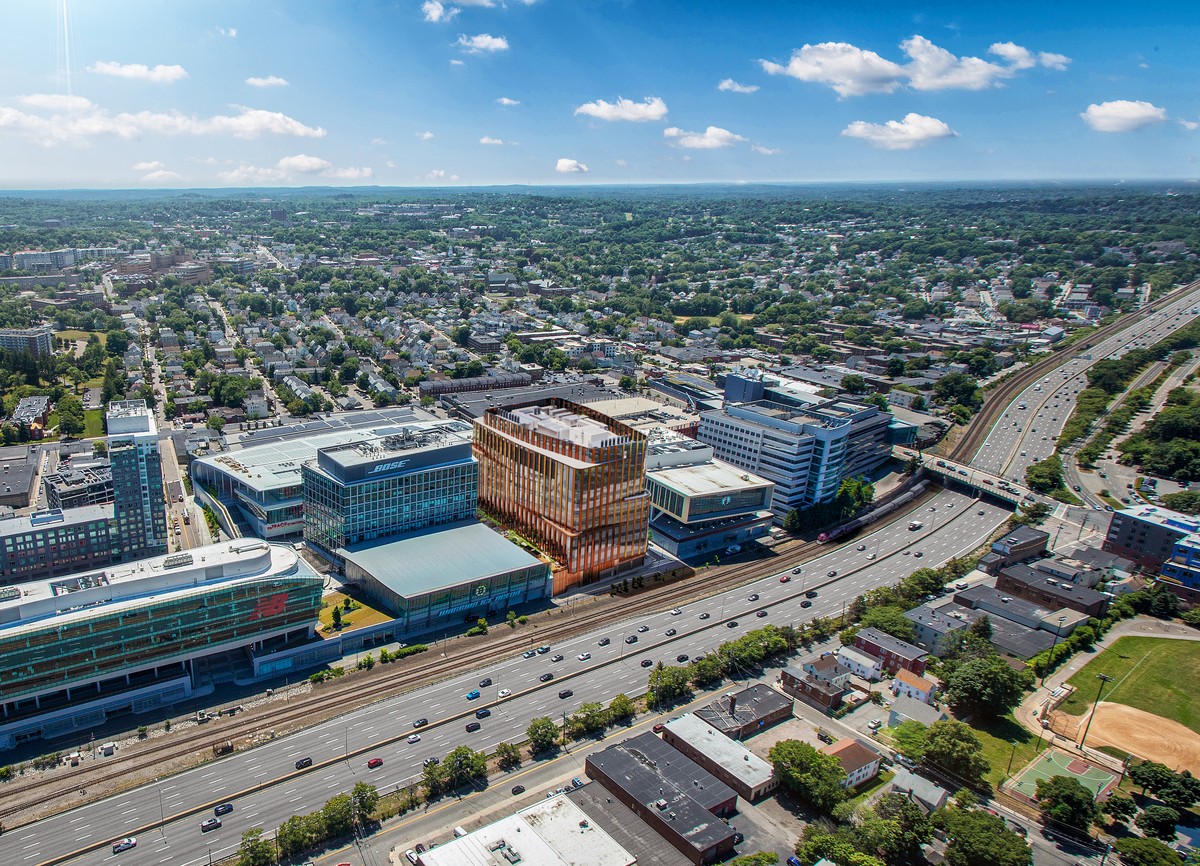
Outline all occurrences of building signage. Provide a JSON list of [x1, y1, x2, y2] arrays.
[[320, 441, 474, 484], [369, 459, 410, 475]]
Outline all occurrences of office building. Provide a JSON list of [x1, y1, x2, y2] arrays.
[[586, 732, 738, 865], [0, 507, 117, 587], [1160, 532, 1200, 602], [302, 425, 476, 558], [0, 539, 322, 750], [190, 407, 441, 540], [0, 326, 54, 357], [1104, 505, 1200, 570], [107, 400, 167, 560], [644, 433, 774, 560], [474, 399, 649, 593], [660, 713, 778, 801], [43, 465, 113, 510]]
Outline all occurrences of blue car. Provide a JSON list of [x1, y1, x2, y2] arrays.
[[466, 690, 480, 700]]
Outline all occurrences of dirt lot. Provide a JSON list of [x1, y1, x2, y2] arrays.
[[1082, 702, 1200, 774]]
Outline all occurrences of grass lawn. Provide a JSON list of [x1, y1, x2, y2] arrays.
[[847, 770, 894, 808], [83, 409, 104, 438], [317, 591, 392, 634], [1056, 636, 1200, 730], [57, 329, 104, 345], [969, 713, 1052, 789]]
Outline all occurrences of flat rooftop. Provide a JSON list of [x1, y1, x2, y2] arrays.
[[1113, 505, 1200, 534], [0, 504, 111, 536], [647, 459, 771, 498], [663, 713, 774, 789], [0, 540, 307, 631], [309, 423, 472, 478], [340, 520, 546, 599], [417, 795, 635, 866], [509, 405, 621, 448]]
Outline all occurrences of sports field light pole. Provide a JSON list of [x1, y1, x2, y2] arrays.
[[1080, 673, 1115, 749]]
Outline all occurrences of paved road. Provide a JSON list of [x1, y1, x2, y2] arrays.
[[14, 489, 1009, 866]]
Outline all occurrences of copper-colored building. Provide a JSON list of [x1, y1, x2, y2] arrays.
[[473, 399, 648, 593]]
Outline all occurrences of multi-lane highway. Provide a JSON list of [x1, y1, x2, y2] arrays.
[[10, 489, 1009, 866], [12, 285, 1200, 866]]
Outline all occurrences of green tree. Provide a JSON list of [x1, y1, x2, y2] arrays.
[[608, 693, 636, 722], [443, 745, 487, 789], [841, 374, 869, 394], [1025, 455, 1065, 494], [495, 741, 522, 770], [945, 656, 1026, 717], [922, 720, 990, 785], [56, 394, 85, 436], [236, 827, 277, 866], [1102, 793, 1138, 823], [933, 372, 982, 410], [276, 814, 318, 859], [527, 716, 559, 754], [1035, 775, 1099, 832], [939, 808, 1031, 866], [1130, 761, 1175, 795], [859, 605, 917, 642], [331, 606, 342, 630], [647, 663, 693, 706], [422, 759, 446, 798], [768, 739, 846, 812], [730, 854, 779, 866], [104, 329, 131, 357], [207, 415, 226, 431], [1136, 805, 1181, 842], [321, 792, 354, 837], [350, 781, 379, 823], [869, 792, 934, 863], [1114, 837, 1185, 866]]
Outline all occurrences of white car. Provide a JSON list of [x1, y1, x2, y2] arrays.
[[868, 718, 883, 730], [112, 838, 137, 854], [407, 733, 421, 744], [498, 688, 512, 698], [670, 608, 682, 615], [577, 652, 591, 661]]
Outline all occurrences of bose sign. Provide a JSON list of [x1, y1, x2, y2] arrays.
[[369, 459, 410, 475]]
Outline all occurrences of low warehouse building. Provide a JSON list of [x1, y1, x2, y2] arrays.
[[661, 713, 777, 801]]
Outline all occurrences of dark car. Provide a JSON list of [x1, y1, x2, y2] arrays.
[[200, 818, 222, 832], [640, 659, 653, 667], [536, 645, 551, 654], [479, 677, 493, 687], [732, 832, 744, 845], [413, 717, 428, 728], [676, 653, 689, 663], [625, 635, 638, 644], [294, 757, 313, 770], [416, 843, 427, 854], [511, 785, 526, 795], [748, 593, 759, 601], [214, 803, 234, 816], [805, 590, 818, 599], [539, 672, 554, 682], [756, 609, 768, 618], [522, 650, 536, 658], [465, 721, 482, 732], [598, 637, 611, 646], [826, 570, 837, 577], [698, 612, 711, 619], [727, 620, 738, 628], [665, 628, 677, 636], [801, 600, 813, 608], [475, 708, 492, 719], [558, 689, 574, 699]]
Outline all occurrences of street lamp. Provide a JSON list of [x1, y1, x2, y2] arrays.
[[1080, 673, 1115, 749], [1039, 615, 1069, 689]]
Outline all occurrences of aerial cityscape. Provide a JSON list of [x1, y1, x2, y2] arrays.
[[0, 4, 1199, 866]]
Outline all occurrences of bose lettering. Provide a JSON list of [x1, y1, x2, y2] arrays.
[[369, 459, 410, 475]]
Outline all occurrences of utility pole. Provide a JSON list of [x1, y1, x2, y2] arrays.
[[1039, 615, 1068, 689], [1080, 673, 1115, 749]]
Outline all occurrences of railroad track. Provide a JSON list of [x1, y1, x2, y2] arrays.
[[1, 484, 950, 827], [950, 280, 1200, 464]]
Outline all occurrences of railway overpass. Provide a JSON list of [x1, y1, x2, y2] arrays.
[[897, 447, 1031, 507]]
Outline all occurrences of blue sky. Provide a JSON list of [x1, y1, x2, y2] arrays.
[[0, 0, 1196, 188]]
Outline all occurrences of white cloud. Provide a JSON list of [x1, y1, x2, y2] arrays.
[[751, 144, 781, 155], [760, 42, 905, 96], [142, 169, 182, 182], [555, 158, 588, 173], [88, 60, 189, 84], [663, 125, 746, 149], [615, 159, 627, 167], [386, 159, 397, 168], [422, 1, 459, 22], [0, 99, 326, 146], [761, 36, 1068, 97], [416, 130, 434, 140], [1080, 100, 1168, 132], [450, 59, 465, 66], [496, 96, 520, 106], [841, 112, 957, 149], [574, 96, 668, 122], [1181, 119, 1199, 131], [218, 154, 371, 184], [456, 33, 508, 53], [217, 27, 237, 38], [18, 94, 92, 111], [132, 160, 165, 171], [480, 135, 505, 145], [246, 75, 289, 88], [371, 137, 387, 145], [718, 79, 759, 94], [426, 169, 461, 181], [457, 0, 496, 5]]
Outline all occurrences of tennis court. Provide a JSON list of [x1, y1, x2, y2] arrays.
[[1006, 748, 1118, 803]]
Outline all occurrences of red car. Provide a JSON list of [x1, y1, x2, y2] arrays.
[[779, 575, 791, 583], [652, 723, 665, 733], [367, 757, 383, 769]]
